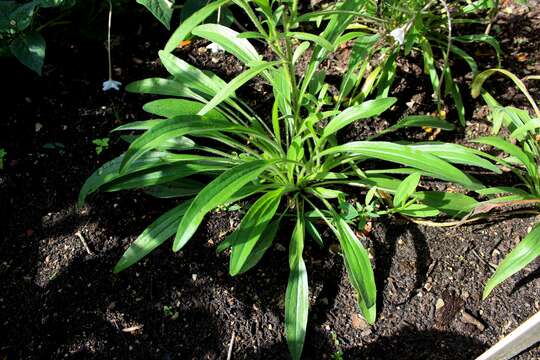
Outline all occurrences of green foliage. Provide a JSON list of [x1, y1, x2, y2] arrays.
[[92, 138, 109, 155], [81, 1, 501, 358], [471, 69, 540, 299], [0, 0, 76, 74], [325, 0, 501, 127], [0, 148, 6, 170], [137, 0, 234, 31]]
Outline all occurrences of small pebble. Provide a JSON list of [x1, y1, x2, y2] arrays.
[[435, 298, 445, 310]]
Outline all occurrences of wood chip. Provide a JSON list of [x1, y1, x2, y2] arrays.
[[461, 310, 486, 332], [122, 325, 143, 333]]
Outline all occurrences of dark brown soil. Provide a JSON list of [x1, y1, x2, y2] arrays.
[[1, 2, 539, 360]]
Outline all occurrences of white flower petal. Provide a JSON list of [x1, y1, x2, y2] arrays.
[[103, 79, 122, 92], [390, 27, 406, 45], [206, 43, 224, 54]]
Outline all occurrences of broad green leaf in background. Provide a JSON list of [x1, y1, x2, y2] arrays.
[[397, 204, 440, 217], [173, 160, 271, 251], [114, 201, 192, 273], [483, 222, 540, 298], [137, 0, 174, 29], [10, 32, 45, 75]]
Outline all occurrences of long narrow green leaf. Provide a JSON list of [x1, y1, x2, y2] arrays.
[[192, 23, 260, 65], [473, 136, 537, 177], [197, 61, 280, 116], [321, 98, 396, 141], [413, 191, 478, 217], [454, 35, 501, 64], [164, 0, 230, 53], [471, 69, 540, 117], [173, 160, 271, 251], [79, 152, 175, 206], [393, 173, 421, 207], [232, 217, 282, 273], [119, 116, 252, 172], [145, 179, 204, 198], [408, 143, 501, 174], [229, 189, 283, 275], [369, 115, 455, 140], [484, 222, 540, 298], [126, 78, 202, 100], [142, 98, 227, 121], [285, 213, 308, 360], [290, 32, 334, 51], [322, 142, 481, 189], [101, 162, 227, 192], [113, 201, 193, 273], [159, 50, 223, 96], [333, 216, 376, 323]]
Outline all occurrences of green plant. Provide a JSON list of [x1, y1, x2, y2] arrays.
[[137, 0, 234, 30], [0, 148, 6, 169], [92, 137, 109, 155], [471, 69, 540, 299], [330, 331, 344, 360], [0, 0, 76, 74], [80, 1, 499, 358], [323, 0, 501, 127]]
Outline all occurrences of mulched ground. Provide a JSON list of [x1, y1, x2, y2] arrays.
[[1, 2, 539, 359]]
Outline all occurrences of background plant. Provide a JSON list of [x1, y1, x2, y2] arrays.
[[471, 69, 540, 299], [80, 1, 501, 358], [319, 0, 502, 127], [0, 0, 77, 74]]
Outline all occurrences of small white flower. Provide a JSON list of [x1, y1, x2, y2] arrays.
[[390, 26, 406, 45], [103, 79, 122, 91], [206, 42, 225, 54]]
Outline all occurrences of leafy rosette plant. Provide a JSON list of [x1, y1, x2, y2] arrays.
[[471, 69, 540, 299], [80, 1, 499, 358]]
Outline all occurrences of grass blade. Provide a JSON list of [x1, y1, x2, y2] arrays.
[[484, 222, 540, 298]]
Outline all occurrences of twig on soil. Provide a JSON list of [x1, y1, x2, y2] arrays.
[[484, 0, 500, 35], [471, 248, 497, 271], [226, 329, 235, 360], [75, 231, 93, 255]]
